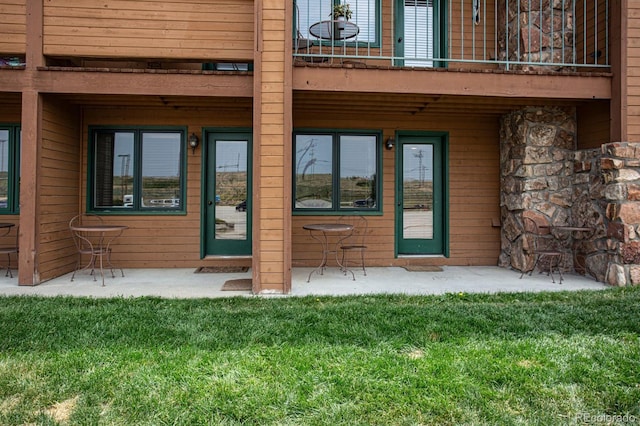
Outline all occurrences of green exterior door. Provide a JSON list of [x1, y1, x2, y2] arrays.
[[204, 131, 252, 256], [396, 134, 447, 255]]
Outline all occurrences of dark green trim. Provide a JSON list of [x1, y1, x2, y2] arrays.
[[394, 130, 449, 257], [292, 129, 383, 215], [87, 125, 188, 215], [203, 128, 253, 257], [393, 0, 448, 68], [0, 124, 20, 215]]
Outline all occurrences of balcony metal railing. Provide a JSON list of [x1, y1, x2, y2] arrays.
[[294, 0, 609, 71]]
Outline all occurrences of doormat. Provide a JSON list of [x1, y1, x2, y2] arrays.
[[221, 279, 253, 291], [195, 266, 249, 273], [402, 265, 443, 272]]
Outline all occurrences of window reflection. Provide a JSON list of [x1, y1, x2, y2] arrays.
[[295, 134, 333, 209]]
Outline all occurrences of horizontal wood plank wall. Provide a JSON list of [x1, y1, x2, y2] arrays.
[[37, 97, 81, 281], [0, 0, 26, 55], [80, 104, 252, 269], [575, 0, 608, 67], [291, 111, 501, 267], [627, 0, 640, 141], [447, 0, 497, 69], [43, 0, 254, 62]]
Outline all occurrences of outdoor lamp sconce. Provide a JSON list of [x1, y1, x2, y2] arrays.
[[189, 133, 199, 154], [385, 137, 395, 150]]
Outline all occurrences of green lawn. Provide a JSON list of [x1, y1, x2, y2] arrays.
[[1, 289, 639, 425]]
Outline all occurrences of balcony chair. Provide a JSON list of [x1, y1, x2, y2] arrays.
[[339, 215, 368, 276], [294, 1, 328, 63], [519, 216, 564, 284], [0, 225, 19, 278]]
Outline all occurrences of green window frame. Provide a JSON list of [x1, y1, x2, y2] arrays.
[[293, 130, 382, 214], [88, 126, 187, 214], [0, 124, 20, 214]]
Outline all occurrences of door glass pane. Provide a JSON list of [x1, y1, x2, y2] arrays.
[[215, 140, 248, 240], [0, 130, 8, 208], [95, 131, 134, 208], [295, 134, 333, 209], [404, 0, 434, 67], [340, 135, 376, 209], [141, 132, 181, 209], [403, 144, 433, 239]]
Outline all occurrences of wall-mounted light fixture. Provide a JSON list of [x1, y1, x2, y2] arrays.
[[188, 133, 199, 154], [385, 137, 395, 150]]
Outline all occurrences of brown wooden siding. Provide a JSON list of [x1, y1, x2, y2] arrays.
[[0, 0, 26, 55], [577, 100, 610, 149], [77, 102, 252, 270], [254, 0, 291, 291], [291, 109, 501, 267], [575, 0, 609, 67], [627, 1, 640, 141], [42, 0, 254, 62], [38, 97, 81, 281]]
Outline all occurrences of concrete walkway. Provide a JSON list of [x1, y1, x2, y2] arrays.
[[0, 266, 609, 298]]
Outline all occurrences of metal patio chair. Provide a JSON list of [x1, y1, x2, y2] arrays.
[[339, 215, 368, 276], [519, 216, 564, 284], [0, 225, 19, 278]]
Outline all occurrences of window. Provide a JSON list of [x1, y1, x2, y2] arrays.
[[0, 125, 20, 214], [294, 132, 380, 212], [297, 0, 379, 44], [89, 127, 186, 213]]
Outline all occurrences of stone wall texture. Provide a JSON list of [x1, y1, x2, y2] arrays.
[[499, 107, 640, 286], [497, 0, 574, 71]]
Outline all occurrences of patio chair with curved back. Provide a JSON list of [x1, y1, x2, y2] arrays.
[[69, 214, 118, 285], [294, 0, 328, 63], [0, 225, 19, 278], [339, 215, 368, 276], [519, 216, 564, 284]]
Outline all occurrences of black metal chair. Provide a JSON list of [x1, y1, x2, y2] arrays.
[[520, 216, 564, 283]]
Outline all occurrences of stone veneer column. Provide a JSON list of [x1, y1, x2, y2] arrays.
[[601, 143, 640, 286], [499, 107, 576, 273]]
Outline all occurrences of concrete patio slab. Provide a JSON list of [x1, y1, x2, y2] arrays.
[[0, 266, 609, 298]]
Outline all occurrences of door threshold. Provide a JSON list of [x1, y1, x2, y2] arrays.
[[398, 255, 446, 258]]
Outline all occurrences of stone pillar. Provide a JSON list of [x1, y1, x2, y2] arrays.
[[601, 143, 640, 286], [499, 107, 576, 272], [497, 0, 574, 71]]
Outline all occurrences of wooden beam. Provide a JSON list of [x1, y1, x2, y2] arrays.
[[34, 70, 253, 98], [293, 67, 611, 100]]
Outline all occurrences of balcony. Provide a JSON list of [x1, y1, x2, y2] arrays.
[[294, 0, 609, 72]]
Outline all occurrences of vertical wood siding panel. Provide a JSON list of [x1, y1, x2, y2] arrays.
[[37, 98, 81, 280]]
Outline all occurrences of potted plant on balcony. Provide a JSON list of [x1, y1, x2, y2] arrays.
[[332, 3, 352, 20], [331, 3, 352, 39]]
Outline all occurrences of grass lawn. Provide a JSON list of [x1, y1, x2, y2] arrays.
[[0, 288, 639, 425]]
